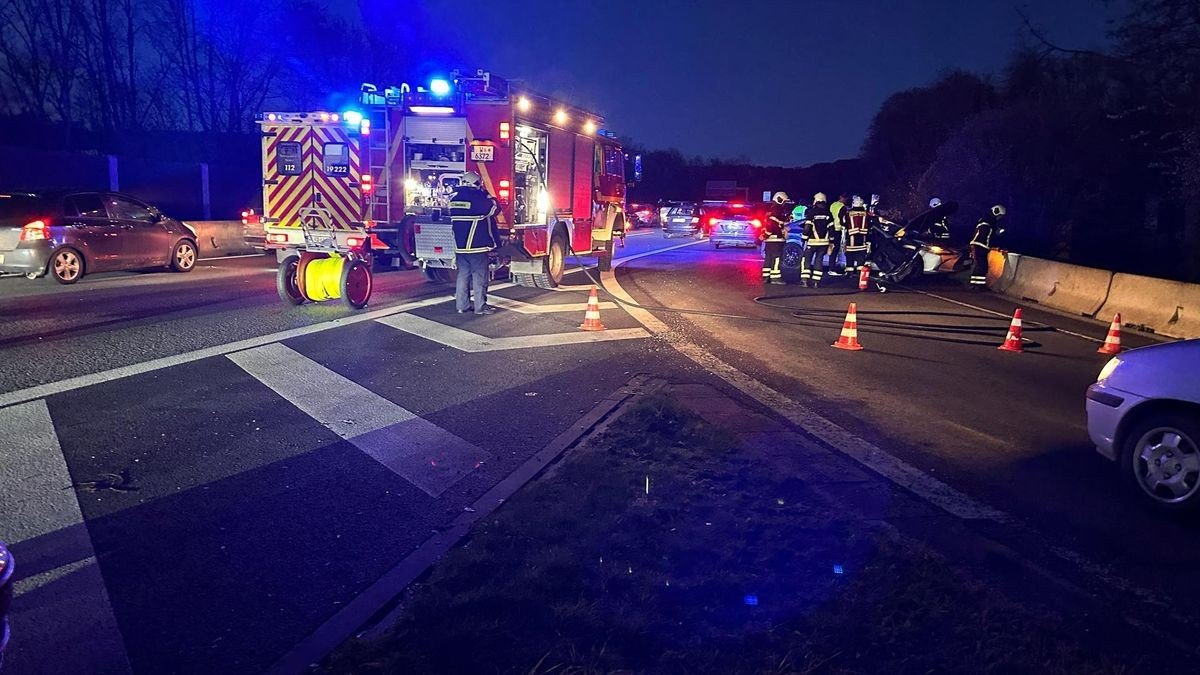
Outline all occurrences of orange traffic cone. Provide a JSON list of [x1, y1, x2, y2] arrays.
[[579, 286, 606, 331], [832, 302, 864, 351], [858, 266, 870, 291], [1097, 313, 1122, 355], [998, 308, 1024, 353]]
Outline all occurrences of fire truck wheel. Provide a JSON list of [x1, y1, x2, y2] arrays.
[[532, 231, 568, 289], [276, 254, 305, 305], [597, 237, 614, 272], [340, 259, 372, 309]]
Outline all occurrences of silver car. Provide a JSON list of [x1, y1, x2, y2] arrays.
[[0, 191, 198, 284]]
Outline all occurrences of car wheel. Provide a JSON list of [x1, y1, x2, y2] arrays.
[[50, 248, 84, 284], [782, 243, 802, 269], [1122, 412, 1200, 514], [171, 240, 197, 272]]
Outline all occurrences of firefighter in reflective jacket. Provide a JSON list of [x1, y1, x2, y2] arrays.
[[450, 171, 501, 314], [968, 204, 1006, 290], [844, 195, 870, 277], [802, 193, 833, 288], [762, 192, 791, 285]]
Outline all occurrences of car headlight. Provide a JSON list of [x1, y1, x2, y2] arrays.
[[927, 245, 946, 254], [1096, 357, 1121, 383]]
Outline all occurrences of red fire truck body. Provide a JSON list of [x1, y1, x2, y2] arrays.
[[258, 70, 627, 288]]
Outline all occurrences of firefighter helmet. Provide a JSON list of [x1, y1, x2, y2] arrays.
[[791, 204, 807, 221], [870, 194, 881, 206], [929, 197, 942, 208], [813, 192, 827, 203], [991, 204, 1007, 218], [461, 171, 482, 187], [851, 195, 865, 208], [772, 191, 790, 204]]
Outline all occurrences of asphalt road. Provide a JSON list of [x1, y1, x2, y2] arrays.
[[2, 231, 1197, 673]]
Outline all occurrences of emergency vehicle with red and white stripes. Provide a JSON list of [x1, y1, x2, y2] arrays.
[[256, 69, 628, 290]]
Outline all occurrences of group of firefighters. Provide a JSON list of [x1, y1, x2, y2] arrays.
[[759, 191, 1007, 289]]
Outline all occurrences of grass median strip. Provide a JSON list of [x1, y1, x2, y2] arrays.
[[321, 394, 1151, 674]]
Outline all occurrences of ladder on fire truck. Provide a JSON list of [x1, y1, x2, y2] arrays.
[[366, 107, 391, 223]]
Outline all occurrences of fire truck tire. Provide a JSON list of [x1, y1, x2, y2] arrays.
[[340, 259, 373, 309], [398, 217, 418, 265], [597, 237, 614, 272], [277, 254, 305, 305], [531, 231, 568, 289]]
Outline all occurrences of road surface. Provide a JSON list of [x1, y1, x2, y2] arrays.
[[2, 231, 1197, 673]]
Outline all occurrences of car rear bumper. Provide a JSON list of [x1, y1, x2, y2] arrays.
[[1085, 382, 1144, 461], [0, 244, 50, 277]]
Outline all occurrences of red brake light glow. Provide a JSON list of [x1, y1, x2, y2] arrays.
[[20, 219, 48, 241], [729, 203, 745, 208], [751, 219, 762, 228], [708, 217, 719, 227], [360, 175, 373, 193]]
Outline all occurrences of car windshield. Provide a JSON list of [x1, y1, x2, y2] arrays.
[[0, 194, 47, 223]]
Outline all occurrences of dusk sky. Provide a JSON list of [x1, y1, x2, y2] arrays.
[[357, 1, 1121, 167]]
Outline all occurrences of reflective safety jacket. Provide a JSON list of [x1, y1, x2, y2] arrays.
[[970, 215, 1004, 250], [804, 202, 833, 246], [829, 200, 848, 232], [764, 202, 791, 242], [845, 206, 870, 252], [449, 186, 501, 253]]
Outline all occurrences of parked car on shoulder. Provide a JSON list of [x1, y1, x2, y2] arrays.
[[1087, 338, 1200, 514], [624, 202, 659, 229], [0, 191, 198, 284]]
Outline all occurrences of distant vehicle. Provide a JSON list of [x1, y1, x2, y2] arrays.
[[706, 202, 763, 249], [625, 202, 658, 228], [661, 202, 702, 238], [1087, 339, 1200, 513], [0, 191, 198, 284]]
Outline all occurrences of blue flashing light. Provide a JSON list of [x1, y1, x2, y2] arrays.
[[833, 564, 844, 575], [343, 110, 362, 125], [429, 79, 452, 96], [743, 594, 759, 606]]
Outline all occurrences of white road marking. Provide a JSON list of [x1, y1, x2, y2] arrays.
[[0, 400, 131, 674], [909, 287, 1110, 344], [484, 295, 618, 314], [378, 314, 649, 352], [227, 344, 488, 497], [198, 253, 267, 261], [0, 294, 453, 410]]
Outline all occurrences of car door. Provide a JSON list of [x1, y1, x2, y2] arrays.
[[103, 194, 169, 267], [62, 193, 124, 271]]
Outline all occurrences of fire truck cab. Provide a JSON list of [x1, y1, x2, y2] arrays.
[[256, 69, 627, 290]]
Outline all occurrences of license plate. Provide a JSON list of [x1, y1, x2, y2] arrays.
[[673, 218, 688, 223]]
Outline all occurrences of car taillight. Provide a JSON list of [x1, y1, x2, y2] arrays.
[[751, 219, 762, 228], [708, 217, 718, 226], [19, 220, 48, 241]]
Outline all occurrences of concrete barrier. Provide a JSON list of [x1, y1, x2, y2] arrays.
[[184, 220, 258, 257], [986, 250, 1020, 293], [1001, 256, 1112, 317], [1098, 273, 1200, 339]]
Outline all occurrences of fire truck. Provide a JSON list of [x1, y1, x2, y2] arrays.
[[257, 69, 628, 294]]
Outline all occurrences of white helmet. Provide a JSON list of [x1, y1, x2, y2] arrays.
[[460, 171, 481, 187], [772, 191, 790, 204], [851, 195, 865, 208], [929, 197, 942, 208], [813, 192, 827, 203], [991, 204, 1007, 218]]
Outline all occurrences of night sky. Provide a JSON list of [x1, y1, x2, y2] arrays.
[[356, 1, 1119, 167]]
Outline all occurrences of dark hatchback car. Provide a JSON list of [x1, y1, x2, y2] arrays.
[[0, 191, 198, 284]]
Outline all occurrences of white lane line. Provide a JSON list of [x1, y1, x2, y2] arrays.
[[0, 400, 131, 674], [485, 296, 618, 314], [228, 344, 488, 497], [601, 263, 1008, 522], [377, 314, 649, 352], [198, 253, 267, 261], [908, 288, 1108, 344], [0, 239, 690, 409], [0, 294, 453, 410]]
